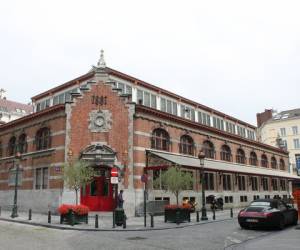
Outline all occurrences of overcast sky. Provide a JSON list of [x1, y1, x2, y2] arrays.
[[0, 0, 299, 126]]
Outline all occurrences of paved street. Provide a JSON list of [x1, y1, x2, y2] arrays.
[[1, 219, 299, 250]]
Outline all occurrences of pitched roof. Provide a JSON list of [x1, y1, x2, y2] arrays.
[[31, 67, 256, 129], [272, 108, 300, 121], [0, 98, 33, 114]]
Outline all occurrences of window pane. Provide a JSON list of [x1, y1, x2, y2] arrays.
[[166, 100, 172, 113], [144, 92, 150, 107], [198, 112, 203, 124], [118, 82, 125, 94], [172, 102, 178, 115], [137, 89, 143, 104], [53, 96, 59, 105], [160, 98, 166, 112], [58, 93, 65, 104], [191, 109, 195, 121], [36, 168, 41, 189], [42, 168, 48, 189], [151, 94, 157, 109], [126, 85, 132, 95]]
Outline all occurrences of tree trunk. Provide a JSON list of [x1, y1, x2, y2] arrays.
[[75, 189, 78, 205], [176, 192, 179, 205]]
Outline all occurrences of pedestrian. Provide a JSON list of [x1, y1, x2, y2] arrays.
[[117, 190, 124, 208]]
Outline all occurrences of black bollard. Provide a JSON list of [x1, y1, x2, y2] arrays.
[[95, 214, 99, 228], [230, 208, 233, 218], [123, 215, 126, 229], [48, 211, 51, 224], [150, 213, 154, 228], [213, 208, 215, 220], [29, 209, 32, 221], [176, 209, 180, 225], [196, 211, 199, 222], [70, 212, 75, 226], [112, 210, 116, 228]]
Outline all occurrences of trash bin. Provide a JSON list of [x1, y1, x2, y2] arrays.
[[115, 208, 125, 226]]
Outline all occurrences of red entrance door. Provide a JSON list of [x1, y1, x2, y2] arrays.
[[80, 168, 115, 211]]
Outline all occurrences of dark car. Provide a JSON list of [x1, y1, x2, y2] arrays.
[[238, 199, 298, 230]]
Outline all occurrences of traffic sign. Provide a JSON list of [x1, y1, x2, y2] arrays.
[[111, 177, 119, 184], [111, 167, 118, 177], [141, 174, 148, 183]]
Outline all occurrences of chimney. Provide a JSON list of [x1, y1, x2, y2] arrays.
[[256, 109, 273, 127], [0, 88, 6, 99]]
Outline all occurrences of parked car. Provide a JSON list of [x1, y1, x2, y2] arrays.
[[238, 199, 298, 230]]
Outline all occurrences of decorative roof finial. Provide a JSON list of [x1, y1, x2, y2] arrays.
[[97, 49, 106, 68]]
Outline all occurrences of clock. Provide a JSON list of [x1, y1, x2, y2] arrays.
[[94, 116, 105, 127]]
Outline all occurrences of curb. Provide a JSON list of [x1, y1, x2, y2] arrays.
[[0, 217, 234, 232]]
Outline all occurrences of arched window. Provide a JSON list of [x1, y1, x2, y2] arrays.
[[236, 148, 246, 164], [249, 151, 257, 166], [8, 136, 17, 156], [36, 127, 51, 150], [261, 154, 268, 168], [151, 128, 170, 151], [271, 157, 277, 169], [179, 135, 194, 155], [203, 140, 215, 159], [279, 159, 285, 170], [220, 145, 231, 162], [18, 134, 27, 154]]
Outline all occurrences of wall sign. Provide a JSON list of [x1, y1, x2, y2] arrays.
[[92, 95, 107, 106]]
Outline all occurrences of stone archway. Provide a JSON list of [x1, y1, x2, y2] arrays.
[[80, 144, 117, 211]]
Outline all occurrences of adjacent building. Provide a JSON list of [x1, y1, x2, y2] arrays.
[[0, 89, 33, 124], [0, 52, 299, 216], [257, 109, 300, 176]]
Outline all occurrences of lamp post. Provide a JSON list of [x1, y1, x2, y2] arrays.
[[198, 150, 208, 220], [11, 151, 22, 218]]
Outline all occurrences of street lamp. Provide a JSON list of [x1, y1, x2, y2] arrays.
[[198, 150, 208, 220], [11, 151, 22, 218]]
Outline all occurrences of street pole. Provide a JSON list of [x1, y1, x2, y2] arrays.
[[11, 152, 21, 218], [198, 150, 208, 221], [144, 183, 146, 227]]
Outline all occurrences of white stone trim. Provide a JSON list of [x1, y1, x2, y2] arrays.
[[133, 146, 147, 152], [134, 131, 151, 137], [134, 163, 146, 167]]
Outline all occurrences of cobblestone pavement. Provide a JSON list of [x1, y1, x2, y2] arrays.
[[1, 217, 298, 250]]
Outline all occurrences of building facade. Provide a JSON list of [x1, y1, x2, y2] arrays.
[[257, 109, 300, 176], [0, 53, 299, 216]]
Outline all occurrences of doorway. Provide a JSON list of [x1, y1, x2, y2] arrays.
[[80, 167, 115, 211]]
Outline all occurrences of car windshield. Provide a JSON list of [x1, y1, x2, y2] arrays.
[[250, 202, 270, 207]]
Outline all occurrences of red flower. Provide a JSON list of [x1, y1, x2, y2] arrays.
[[73, 204, 89, 215], [164, 204, 192, 210], [58, 204, 89, 215]]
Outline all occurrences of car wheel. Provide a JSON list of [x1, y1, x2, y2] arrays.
[[240, 223, 249, 229], [278, 217, 285, 230]]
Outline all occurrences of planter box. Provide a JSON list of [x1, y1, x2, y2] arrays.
[[164, 208, 191, 223], [60, 212, 88, 226]]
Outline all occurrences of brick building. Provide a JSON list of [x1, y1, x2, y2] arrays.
[[0, 52, 299, 216]]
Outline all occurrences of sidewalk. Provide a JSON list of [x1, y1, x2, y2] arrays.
[[0, 208, 238, 231]]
